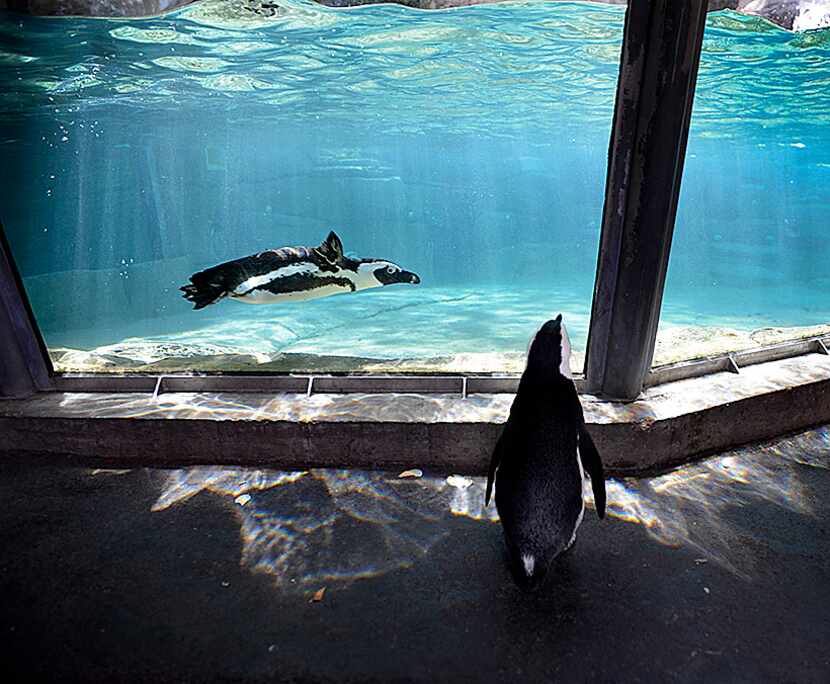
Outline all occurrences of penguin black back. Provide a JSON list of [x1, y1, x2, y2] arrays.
[[486, 315, 606, 590]]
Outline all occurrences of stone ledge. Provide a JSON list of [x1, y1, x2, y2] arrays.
[[2, 351, 830, 474]]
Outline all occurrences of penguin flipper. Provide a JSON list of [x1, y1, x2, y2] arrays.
[[316, 231, 344, 265], [578, 423, 606, 519], [485, 429, 507, 507]]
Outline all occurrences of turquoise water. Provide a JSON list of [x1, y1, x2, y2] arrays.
[[666, 12, 830, 335], [0, 1, 828, 372]]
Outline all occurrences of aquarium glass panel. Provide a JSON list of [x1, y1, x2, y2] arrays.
[[656, 12, 830, 366], [0, 1, 624, 375]]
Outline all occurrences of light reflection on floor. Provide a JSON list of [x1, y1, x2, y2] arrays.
[[136, 426, 829, 588], [57, 390, 513, 424], [601, 427, 829, 578], [151, 467, 498, 589]]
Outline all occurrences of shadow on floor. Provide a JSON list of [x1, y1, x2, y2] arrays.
[[1, 427, 828, 682]]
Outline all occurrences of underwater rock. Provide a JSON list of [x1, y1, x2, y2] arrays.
[[138, 353, 264, 371], [48, 322, 829, 374], [2, 0, 193, 17], [652, 322, 830, 366], [49, 347, 145, 371], [49, 344, 529, 374], [652, 326, 753, 366], [176, 0, 337, 29], [732, 0, 830, 31], [96, 340, 265, 363], [361, 352, 531, 375], [749, 323, 830, 346], [314, 0, 830, 31], [6, 0, 828, 30], [258, 352, 398, 373], [49, 341, 267, 372]]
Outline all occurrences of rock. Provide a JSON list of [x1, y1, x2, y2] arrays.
[[749, 323, 830, 346], [2, 0, 192, 17], [137, 353, 263, 372], [731, 0, 830, 31], [47, 321, 830, 374], [314, 0, 830, 31], [6, 0, 829, 31], [49, 347, 145, 371], [96, 340, 261, 364], [652, 322, 830, 366], [652, 326, 755, 366]]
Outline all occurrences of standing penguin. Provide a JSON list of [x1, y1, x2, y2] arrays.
[[485, 315, 606, 590]]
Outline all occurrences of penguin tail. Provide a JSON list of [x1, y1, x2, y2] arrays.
[[180, 281, 227, 310]]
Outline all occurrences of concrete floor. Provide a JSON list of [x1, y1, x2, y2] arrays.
[[1, 428, 829, 682]]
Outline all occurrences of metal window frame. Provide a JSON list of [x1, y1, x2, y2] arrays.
[[38, 333, 828, 398], [584, 0, 709, 401], [0, 221, 53, 398], [1, 0, 825, 406]]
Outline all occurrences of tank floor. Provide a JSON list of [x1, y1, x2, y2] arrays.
[[1, 432, 828, 682]]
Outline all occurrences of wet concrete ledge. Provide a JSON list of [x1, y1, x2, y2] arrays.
[[2, 351, 830, 474]]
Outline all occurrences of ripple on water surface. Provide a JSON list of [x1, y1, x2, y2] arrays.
[[2, 2, 827, 134]]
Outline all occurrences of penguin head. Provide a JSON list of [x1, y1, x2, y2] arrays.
[[525, 314, 572, 380], [358, 259, 421, 287], [317, 230, 421, 290]]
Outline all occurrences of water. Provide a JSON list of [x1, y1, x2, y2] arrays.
[[664, 12, 830, 345], [0, 1, 828, 374]]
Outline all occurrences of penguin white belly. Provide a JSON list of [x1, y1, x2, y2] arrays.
[[231, 283, 351, 304], [233, 263, 318, 293], [566, 450, 587, 551], [230, 263, 360, 304]]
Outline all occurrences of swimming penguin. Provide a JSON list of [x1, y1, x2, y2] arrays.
[[485, 315, 606, 590], [180, 231, 420, 309]]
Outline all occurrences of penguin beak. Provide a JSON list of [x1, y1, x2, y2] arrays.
[[405, 271, 421, 285]]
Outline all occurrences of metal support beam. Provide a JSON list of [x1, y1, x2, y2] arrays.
[[0, 222, 52, 398], [585, 0, 708, 401]]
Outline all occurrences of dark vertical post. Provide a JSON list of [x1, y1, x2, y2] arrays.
[[0, 222, 53, 398], [585, 0, 708, 400]]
